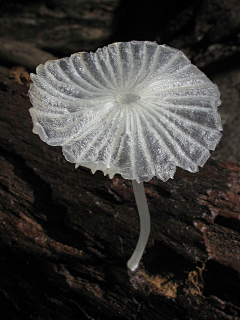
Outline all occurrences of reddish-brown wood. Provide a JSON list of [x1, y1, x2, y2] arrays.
[[0, 72, 240, 320], [1, 0, 240, 318]]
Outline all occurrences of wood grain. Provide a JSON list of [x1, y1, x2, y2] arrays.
[[0, 72, 240, 320]]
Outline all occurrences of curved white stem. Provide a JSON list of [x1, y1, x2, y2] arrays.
[[127, 180, 151, 271]]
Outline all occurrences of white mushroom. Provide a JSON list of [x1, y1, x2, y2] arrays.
[[29, 41, 222, 271]]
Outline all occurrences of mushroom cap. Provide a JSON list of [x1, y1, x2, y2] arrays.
[[29, 41, 222, 183]]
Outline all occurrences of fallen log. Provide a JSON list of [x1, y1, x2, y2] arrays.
[[0, 72, 240, 320]]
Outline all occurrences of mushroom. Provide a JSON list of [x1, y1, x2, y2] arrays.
[[29, 41, 222, 271]]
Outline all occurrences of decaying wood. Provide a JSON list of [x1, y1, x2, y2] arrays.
[[0, 38, 58, 72], [0, 0, 119, 58], [0, 0, 240, 165], [1, 0, 240, 318], [0, 72, 240, 320]]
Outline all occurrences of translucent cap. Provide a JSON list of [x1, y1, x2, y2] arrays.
[[29, 41, 222, 182]]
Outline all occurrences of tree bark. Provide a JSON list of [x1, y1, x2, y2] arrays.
[[1, 0, 240, 318], [0, 72, 240, 320], [0, 0, 240, 163], [0, 0, 119, 58]]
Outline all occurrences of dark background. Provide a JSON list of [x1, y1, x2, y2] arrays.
[[0, 1, 240, 320], [0, 0, 239, 164]]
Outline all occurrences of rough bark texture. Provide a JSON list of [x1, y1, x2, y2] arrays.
[[1, 69, 240, 320], [0, 0, 118, 58], [0, 0, 240, 319]]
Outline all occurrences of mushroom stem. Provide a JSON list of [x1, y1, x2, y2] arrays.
[[127, 180, 151, 271]]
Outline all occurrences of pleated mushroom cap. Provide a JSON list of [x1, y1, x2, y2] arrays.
[[29, 41, 222, 182]]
